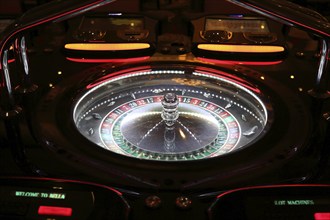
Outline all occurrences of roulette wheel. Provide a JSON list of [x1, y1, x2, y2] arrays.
[[0, 0, 330, 219]]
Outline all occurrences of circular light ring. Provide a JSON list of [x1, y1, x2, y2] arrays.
[[73, 66, 269, 161]]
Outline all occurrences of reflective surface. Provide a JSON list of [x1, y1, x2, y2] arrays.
[[0, 0, 330, 219], [74, 66, 270, 161]]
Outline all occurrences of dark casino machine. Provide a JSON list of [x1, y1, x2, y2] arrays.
[[1, 0, 330, 219]]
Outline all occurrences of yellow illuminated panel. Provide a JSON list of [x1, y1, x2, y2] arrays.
[[65, 43, 150, 51], [197, 44, 285, 53]]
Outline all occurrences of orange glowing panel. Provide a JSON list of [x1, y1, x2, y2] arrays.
[[64, 43, 150, 51], [197, 44, 285, 53]]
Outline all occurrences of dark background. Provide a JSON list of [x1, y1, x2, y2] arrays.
[[1, 0, 330, 19]]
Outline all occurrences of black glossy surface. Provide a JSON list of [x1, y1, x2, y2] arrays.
[[1, 0, 330, 219]]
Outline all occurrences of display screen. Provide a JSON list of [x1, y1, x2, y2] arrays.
[[79, 16, 144, 31], [205, 18, 270, 33], [0, 178, 129, 219], [245, 196, 330, 220], [209, 186, 330, 220]]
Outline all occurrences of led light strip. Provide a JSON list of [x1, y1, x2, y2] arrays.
[[197, 44, 285, 53], [64, 43, 150, 51]]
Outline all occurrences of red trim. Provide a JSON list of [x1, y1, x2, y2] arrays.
[[66, 56, 150, 63], [197, 57, 283, 66]]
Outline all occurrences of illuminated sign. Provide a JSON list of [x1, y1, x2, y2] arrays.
[[274, 199, 315, 206], [14, 191, 66, 199]]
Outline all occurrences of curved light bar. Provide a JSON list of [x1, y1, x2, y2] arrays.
[[66, 56, 150, 63], [197, 57, 283, 66], [197, 44, 285, 53], [64, 43, 151, 51]]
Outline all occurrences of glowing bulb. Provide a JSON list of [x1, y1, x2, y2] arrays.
[[179, 129, 186, 139]]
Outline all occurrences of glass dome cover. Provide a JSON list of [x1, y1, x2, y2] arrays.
[[73, 64, 270, 161]]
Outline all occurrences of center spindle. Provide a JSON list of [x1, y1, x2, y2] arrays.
[[161, 93, 179, 127]]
